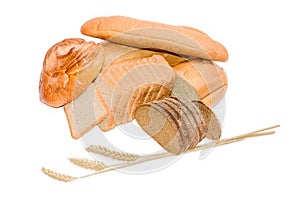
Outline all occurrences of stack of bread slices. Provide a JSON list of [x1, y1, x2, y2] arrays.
[[39, 16, 228, 155]]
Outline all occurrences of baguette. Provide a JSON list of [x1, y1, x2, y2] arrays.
[[81, 16, 228, 61]]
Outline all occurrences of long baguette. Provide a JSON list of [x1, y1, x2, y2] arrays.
[[81, 16, 228, 62]]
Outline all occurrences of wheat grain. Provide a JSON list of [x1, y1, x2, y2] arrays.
[[41, 167, 76, 182], [68, 158, 107, 171], [86, 145, 139, 161]]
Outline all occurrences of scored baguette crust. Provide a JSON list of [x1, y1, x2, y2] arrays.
[[81, 16, 228, 61], [39, 38, 104, 107]]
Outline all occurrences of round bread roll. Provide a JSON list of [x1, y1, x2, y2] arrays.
[[39, 38, 104, 107]]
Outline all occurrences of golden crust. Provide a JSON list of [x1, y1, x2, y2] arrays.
[[81, 16, 228, 61], [39, 38, 104, 107]]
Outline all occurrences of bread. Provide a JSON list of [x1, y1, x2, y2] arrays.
[[101, 41, 186, 70], [63, 42, 180, 138], [81, 16, 228, 61], [96, 55, 175, 131], [64, 82, 108, 139], [135, 97, 212, 155], [192, 100, 221, 140], [171, 59, 228, 107], [39, 38, 104, 107]]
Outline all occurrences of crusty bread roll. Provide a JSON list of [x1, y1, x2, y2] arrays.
[[81, 16, 228, 62], [135, 97, 218, 155], [171, 59, 228, 107], [39, 38, 104, 107]]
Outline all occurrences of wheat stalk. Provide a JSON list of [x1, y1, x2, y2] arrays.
[[68, 158, 107, 171], [41, 167, 76, 182], [42, 125, 279, 182], [86, 145, 139, 161]]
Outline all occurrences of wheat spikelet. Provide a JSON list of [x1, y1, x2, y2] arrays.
[[41, 167, 76, 182], [68, 158, 107, 171], [86, 145, 139, 161]]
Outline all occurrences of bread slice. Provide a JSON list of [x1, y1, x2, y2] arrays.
[[64, 82, 108, 139], [135, 97, 210, 155], [81, 16, 228, 61], [192, 101, 222, 140], [95, 55, 175, 132], [171, 59, 228, 107]]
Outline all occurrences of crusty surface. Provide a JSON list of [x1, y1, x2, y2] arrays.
[[173, 59, 228, 107], [39, 38, 104, 107], [81, 16, 228, 61]]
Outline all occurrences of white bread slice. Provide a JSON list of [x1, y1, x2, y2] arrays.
[[96, 55, 175, 131], [64, 82, 108, 139]]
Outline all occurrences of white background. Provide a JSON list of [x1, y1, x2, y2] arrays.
[[0, 0, 299, 199]]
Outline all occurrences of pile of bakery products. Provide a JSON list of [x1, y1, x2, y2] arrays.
[[39, 16, 228, 155]]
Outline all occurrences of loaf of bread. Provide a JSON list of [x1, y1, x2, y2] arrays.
[[39, 38, 104, 108], [81, 16, 228, 61], [96, 55, 175, 131], [135, 97, 221, 155], [171, 59, 228, 107]]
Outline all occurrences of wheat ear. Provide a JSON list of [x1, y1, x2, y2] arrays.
[[68, 158, 107, 171], [42, 125, 279, 182], [41, 167, 76, 182], [86, 145, 139, 161]]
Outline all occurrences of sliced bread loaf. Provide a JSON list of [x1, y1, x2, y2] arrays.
[[135, 97, 216, 155], [96, 55, 175, 131]]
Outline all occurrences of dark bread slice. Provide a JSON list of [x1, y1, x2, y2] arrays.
[[158, 100, 190, 152], [169, 97, 203, 149], [136, 102, 184, 154], [163, 97, 197, 149], [192, 101, 221, 140], [135, 97, 217, 154]]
